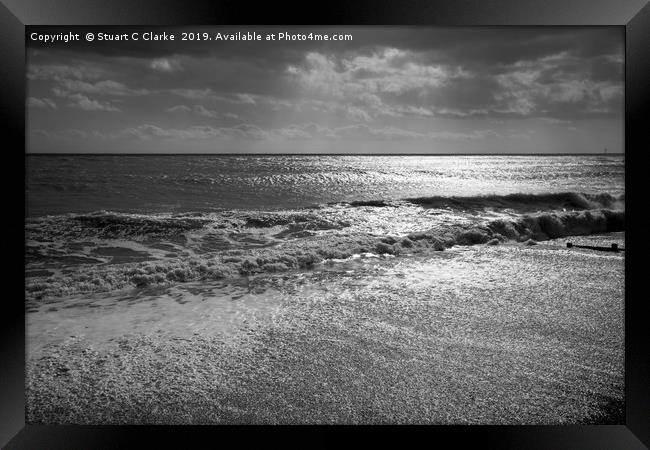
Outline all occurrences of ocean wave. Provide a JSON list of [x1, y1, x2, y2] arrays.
[[74, 212, 211, 235], [346, 192, 623, 212], [244, 213, 350, 231], [26, 191, 623, 241], [25, 208, 624, 301], [26, 212, 214, 240], [25, 210, 353, 242]]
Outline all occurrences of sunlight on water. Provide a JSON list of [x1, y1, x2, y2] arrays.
[[27, 155, 624, 216]]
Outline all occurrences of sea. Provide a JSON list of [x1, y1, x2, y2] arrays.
[[25, 154, 626, 424]]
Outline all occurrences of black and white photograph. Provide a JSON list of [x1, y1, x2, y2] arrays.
[[24, 26, 625, 425]]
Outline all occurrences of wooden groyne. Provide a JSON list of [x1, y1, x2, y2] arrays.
[[566, 242, 624, 252]]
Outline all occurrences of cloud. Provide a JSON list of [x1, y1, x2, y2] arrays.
[[302, 124, 500, 141], [57, 79, 150, 97], [29, 62, 149, 114], [53, 88, 120, 111], [27, 97, 57, 109], [493, 59, 623, 117], [110, 124, 270, 140], [164, 105, 192, 114], [343, 106, 372, 122], [32, 128, 106, 140], [68, 94, 120, 112], [286, 49, 470, 120], [38, 123, 502, 142], [164, 104, 239, 119], [27, 64, 106, 81], [289, 49, 457, 97], [235, 94, 257, 105], [169, 88, 213, 100], [539, 117, 572, 124], [169, 89, 263, 106], [150, 57, 182, 72], [286, 44, 622, 119], [26, 28, 623, 154]]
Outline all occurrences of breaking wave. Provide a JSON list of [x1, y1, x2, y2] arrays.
[[347, 191, 623, 212], [26, 191, 622, 240], [25, 201, 624, 301]]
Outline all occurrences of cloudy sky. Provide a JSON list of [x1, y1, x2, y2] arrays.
[[26, 26, 623, 154]]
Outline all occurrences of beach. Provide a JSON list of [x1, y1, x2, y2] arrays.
[[26, 233, 624, 424], [25, 155, 625, 424]]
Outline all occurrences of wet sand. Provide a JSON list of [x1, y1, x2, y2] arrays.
[[26, 234, 624, 424]]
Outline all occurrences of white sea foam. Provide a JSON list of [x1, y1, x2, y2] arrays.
[[25, 195, 624, 300]]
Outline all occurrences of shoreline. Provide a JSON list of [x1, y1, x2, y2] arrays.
[[26, 235, 625, 424], [25, 207, 625, 302]]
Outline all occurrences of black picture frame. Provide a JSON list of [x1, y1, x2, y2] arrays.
[[2, 0, 648, 447]]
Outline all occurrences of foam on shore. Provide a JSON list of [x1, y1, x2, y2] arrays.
[[25, 208, 624, 301]]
